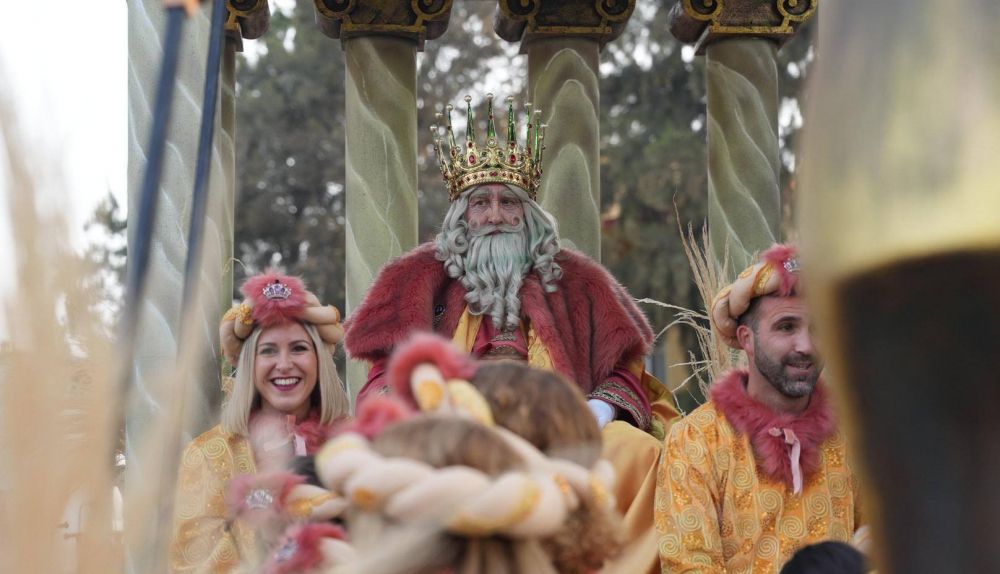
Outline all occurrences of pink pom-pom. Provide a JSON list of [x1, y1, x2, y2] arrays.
[[385, 333, 477, 402], [761, 243, 799, 297], [337, 396, 416, 440], [263, 523, 348, 574], [241, 270, 309, 327]]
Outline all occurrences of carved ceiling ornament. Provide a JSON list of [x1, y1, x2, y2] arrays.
[[494, 0, 635, 50], [225, 0, 271, 51], [312, 0, 453, 49], [669, 0, 817, 53]]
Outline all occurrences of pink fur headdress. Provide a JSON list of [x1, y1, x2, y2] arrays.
[[218, 270, 345, 366], [711, 243, 801, 349]]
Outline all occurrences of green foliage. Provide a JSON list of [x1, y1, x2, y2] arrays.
[[599, 4, 709, 332], [83, 191, 127, 333], [234, 1, 347, 307]]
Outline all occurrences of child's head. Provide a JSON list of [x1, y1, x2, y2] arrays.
[[336, 414, 560, 574], [471, 362, 601, 467], [780, 541, 868, 574]]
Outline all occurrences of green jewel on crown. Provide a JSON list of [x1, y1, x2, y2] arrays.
[[430, 93, 546, 202]]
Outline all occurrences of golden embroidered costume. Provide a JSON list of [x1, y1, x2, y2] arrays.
[[658, 244, 864, 573], [655, 372, 862, 573], [171, 426, 257, 573]]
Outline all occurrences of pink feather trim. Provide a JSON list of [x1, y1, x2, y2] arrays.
[[226, 470, 306, 518], [294, 417, 338, 455], [264, 523, 348, 574], [761, 243, 799, 297], [241, 270, 309, 327], [711, 369, 836, 490], [384, 333, 478, 402], [338, 396, 416, 439]]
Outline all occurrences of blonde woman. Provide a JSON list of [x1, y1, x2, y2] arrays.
[[171, 271, 350, 573]]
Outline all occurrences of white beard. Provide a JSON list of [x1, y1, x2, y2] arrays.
[[460, 224, 531, 331]]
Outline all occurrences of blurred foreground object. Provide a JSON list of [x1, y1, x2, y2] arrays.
[[799, 0, 1000, 572], [0, 77, 118, 573]]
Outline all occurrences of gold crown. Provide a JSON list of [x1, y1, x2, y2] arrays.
[[430, 94, 546, 202]]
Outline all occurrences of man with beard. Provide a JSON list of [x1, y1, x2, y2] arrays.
[[655, 244, 865, 573], [345, 95, 679, 574], [345, 95, 676, 434]]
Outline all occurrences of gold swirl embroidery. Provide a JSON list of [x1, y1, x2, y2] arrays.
[[805, 492, 831, 517], [778, 516, 806, 539], [732, 466, 754, 490], [677, 506, 704, 532], [755, 534, 780, 558], [201, 437, 227, 459], [828, 474, 849, 497], [668, 459, 688, 484], [758, 488, 782, 512], [659, 533, 682, 556], [735, 514, 756, 539], [682, 439, 709, 466]]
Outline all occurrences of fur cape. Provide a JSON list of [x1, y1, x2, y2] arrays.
[[344, 242, 653, 393], [711, 369, 837, 489]]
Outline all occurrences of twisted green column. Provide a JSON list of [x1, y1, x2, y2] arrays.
[[668, 0, 815, 274], [343, 36, 419, 396], [312, 0, 451, 397], [705, 38, 780, 274], [528, 38, 602, 260], [126, 1, 239, 569], [495, 0, 635, 262]]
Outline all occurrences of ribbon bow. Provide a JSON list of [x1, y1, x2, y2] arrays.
[[769, 427, 803, 495]]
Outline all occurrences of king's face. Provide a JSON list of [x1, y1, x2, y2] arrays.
[[464, 184, 524, 232]]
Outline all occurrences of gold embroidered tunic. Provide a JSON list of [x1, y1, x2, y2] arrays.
[[171, 425, 257, 573], [655, 400, 862, 573]]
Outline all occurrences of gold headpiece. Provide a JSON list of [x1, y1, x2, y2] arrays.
[[430, 93, 546, 202]]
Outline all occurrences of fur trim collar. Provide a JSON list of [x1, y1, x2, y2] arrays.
[[711, 369, 836, 491], [343, 242, 652, 391]]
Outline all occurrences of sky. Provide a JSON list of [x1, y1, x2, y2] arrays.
[[0, 2, 127, 339]]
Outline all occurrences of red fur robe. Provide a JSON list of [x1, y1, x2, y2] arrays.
[[344, 242, 655, 424]]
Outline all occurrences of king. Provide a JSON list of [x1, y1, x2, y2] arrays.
[[347, 94, 674, 432], [344, 94, 678, 573]]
